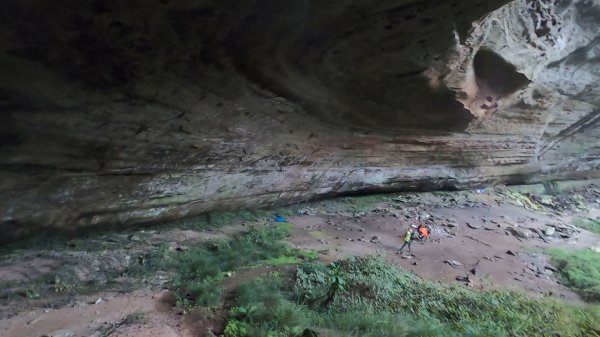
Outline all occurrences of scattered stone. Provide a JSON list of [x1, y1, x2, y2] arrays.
[[128, 234, 141, 242], [470, 267, 477, 275], [401, 254, 413, 259], [370, 236, 381, 244], [544, 226, 556, 236], [507, 227, 531, 239], [506, 250, 517, 256], [94, 297, 103, 305], [445, 260, 462, 267], [544, 265, 558, 272], [297, 209, 309, 215], [456, 275, 470, 282], [413, 262, 418, 266], [466, 222, 481, 229], [27, 317, 43, 325]]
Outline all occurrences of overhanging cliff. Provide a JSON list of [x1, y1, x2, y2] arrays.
[[0, 0, 599, 241]]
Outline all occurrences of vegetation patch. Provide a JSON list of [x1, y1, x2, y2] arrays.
[[169, 224, 295, 308], [547, 248, 600, 301], [124, 222, 312, 310], [573, 218, 600, 235], [224, 256, 600, 337]]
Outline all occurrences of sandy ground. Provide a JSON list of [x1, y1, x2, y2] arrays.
[[1, 187, 599, 337], [287, 202, 598, 302]]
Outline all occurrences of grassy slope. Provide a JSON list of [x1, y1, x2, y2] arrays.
[[573, 218, 600, 235], [547, 248, 600, 302], [224, 256, 600, 337]]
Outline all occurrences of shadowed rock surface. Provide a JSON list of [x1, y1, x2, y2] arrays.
[[0, 0, 599, 241]]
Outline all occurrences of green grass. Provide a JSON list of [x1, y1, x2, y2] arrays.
[[224, 256, 600, 337], [547, 248, 600, 301], [265, 256, 299, 266], [169, 224, 294, 307], [573, 218, 600, 235], [124, 223, 309, 309]]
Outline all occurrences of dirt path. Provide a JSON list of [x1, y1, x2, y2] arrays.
[[0, 289, 184, 337]]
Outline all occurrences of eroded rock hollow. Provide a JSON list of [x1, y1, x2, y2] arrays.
[[1, 0, 599, 241]]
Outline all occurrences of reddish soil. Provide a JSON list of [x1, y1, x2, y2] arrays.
[[286, 193, 600, 302]]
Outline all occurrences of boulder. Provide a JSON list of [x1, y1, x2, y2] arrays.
[[507, 227, 532, 239]]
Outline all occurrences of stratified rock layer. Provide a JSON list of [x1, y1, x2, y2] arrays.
[[0, 0, 599, 241]]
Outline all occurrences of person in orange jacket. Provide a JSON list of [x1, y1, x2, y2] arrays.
[[418, 224, 429, 241]]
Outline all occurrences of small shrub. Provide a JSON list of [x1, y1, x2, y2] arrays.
[[52, 276, 73, 293], [224, 319, 250, 337], [188, 279, 223, 307]]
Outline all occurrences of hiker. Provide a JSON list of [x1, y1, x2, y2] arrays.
[[399, 228, 414, 252], [418, 224, 429, 241]]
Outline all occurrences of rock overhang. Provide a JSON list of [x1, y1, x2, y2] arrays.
[[0, 0, 599, 241]]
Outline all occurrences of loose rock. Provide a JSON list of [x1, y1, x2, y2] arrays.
[[466, 222, 481, 229], [507, 227, 531, 239], [445, 260, 462, 267]]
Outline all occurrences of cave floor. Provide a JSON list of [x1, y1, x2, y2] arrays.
[[1, 184, 599, 337]]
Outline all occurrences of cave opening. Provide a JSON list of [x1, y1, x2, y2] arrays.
[[473, 48, 530, 99]]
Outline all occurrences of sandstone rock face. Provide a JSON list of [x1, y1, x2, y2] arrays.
[[0, 0, 599, 241]]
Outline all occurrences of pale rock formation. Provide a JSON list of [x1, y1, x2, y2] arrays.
[[0, 0, 598, 241]]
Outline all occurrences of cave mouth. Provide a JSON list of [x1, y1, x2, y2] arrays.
[[473, 48, 531, 99]]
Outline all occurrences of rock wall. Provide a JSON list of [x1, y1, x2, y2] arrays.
[[0, 0, 599, 241]]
